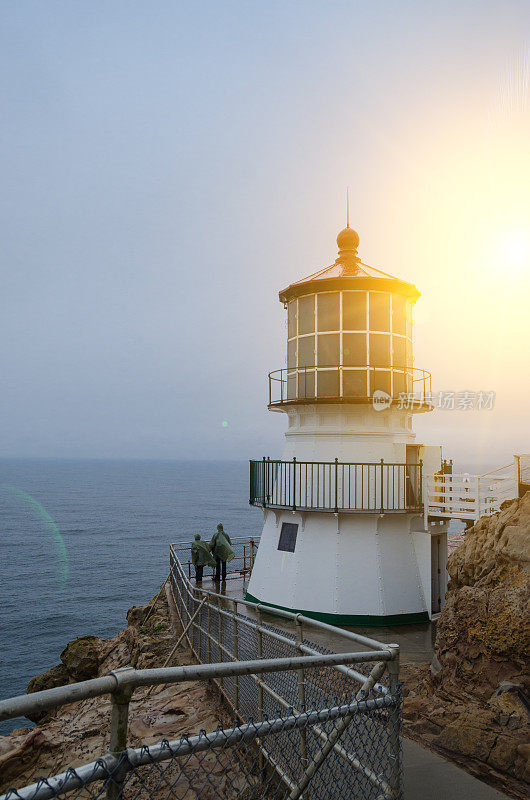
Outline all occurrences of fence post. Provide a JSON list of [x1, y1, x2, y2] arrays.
[[295, 616, 308, 779], [334, 458, 339, 513], [257, 608, 265, 781], [380, 458, 385, 513], [218, 596, 223, 692], [232, 600, 239, 714], [387, 646, 402, 799], [262, 456, 267, 507], [207, 600, 212, 664], [293, 457, 297, 510], [107, 668, 134, 800]]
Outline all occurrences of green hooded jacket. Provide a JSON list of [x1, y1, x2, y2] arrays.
[[191, 534, 216, 567], [209, 524, 235, 563]]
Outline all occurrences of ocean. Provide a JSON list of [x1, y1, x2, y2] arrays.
[[0, 459, 258, 734]]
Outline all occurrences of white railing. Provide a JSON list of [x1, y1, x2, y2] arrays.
[[426, 464, 518, 523]]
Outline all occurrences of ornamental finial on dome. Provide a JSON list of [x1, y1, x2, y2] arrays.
[[335, 187, 359, 264]]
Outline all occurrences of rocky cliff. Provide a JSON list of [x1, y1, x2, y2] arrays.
[[403, 493, 530, 798], [0, 590, 252, 798]]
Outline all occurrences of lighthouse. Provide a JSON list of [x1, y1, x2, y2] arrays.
[[246, 214, 449, 624]]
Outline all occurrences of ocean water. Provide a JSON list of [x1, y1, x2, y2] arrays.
[[0, 459, 258, 734]]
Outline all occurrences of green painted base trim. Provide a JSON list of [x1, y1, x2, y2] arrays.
[[244, 592, 429, 626]]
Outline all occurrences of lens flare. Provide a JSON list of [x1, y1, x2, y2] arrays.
[[0, 486, 69, 588]]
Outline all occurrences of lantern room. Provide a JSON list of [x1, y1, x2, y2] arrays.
[[269, 224, 431, 407]]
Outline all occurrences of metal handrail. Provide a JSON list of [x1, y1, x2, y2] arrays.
[[268, 363, 432, 405], [249, 458, 423, 513]]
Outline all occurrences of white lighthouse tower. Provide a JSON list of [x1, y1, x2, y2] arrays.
[[246, 214, 449, 625]]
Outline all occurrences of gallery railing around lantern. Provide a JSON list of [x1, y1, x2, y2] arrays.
[[268, 364, 432, 407], [249, 459, 423, 513]]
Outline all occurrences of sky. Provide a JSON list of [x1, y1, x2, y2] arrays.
[[1, 1, 529, 469]]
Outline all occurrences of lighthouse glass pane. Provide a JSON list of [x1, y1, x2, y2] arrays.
[[298, 335, 315, 368], [370, 370, 391, 396], [287, 374, 297, 400], [317, 333, 339, 367], [288, 301, 297, 338], [298, 369, 315, 399], [342, 291, 366, 330], [287, 339, 297, 369], [406, 339, 413, 367], [369, 333, 391, 367], [343, 370, 368, 398], [406, 300, 412, 339], [392, 335, 406, 368], [369, 292, 390, 332], [317, 292, 340, 331], [317, 369, 339, 397], [392, 294, 406, 335], [298, 295, 315, 335], [343, 333, 367, 366], [393, 370, 406, 397]]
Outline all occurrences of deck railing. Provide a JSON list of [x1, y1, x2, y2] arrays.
[[268, 364, 432, 406], [177, 536, 259, 583], [426, 466, 518, 523], [250, 458, 423, 513]]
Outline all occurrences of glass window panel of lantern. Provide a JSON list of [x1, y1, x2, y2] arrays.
[[406, 300, 412, 339], [343, 333, 367, 367], [369, 292, 390, 332], [342, 291, 367, 330], [317, 369, 339, 397], [369, 333, 391, 368], [317, 293, 340, 331], [392, 370, 406, 398], [298, 335, 315, 367], [298, 370, 315, 399], [317, 333, 340, 367], [298, 294, 315, 335], [287, 374, 297, 400], [343, 370, 368, 398], [392, 294, 406, 335], [287, 339, 297, 369], [392, 336, 406, 368], [406, 339, 413, 367], [288, 301, 297, 338], [370, 370, 391, 396]]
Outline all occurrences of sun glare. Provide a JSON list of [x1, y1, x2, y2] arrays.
[[498, 229, 530, 270]]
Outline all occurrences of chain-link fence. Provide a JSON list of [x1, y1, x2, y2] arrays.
[[0, 544, 403, 800]]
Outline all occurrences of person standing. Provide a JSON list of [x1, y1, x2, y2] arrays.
[[191, 534, 215, 583], [210, 523, 235, 582]]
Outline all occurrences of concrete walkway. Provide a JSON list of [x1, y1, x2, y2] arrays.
[[403, 738, 510, 799]]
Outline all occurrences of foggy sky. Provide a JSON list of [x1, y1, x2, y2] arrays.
[[1, 1, 528, 468]]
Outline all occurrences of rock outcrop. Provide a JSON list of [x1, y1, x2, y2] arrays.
[[0, 589, 250, 798], [403, 493, 530, 798], [436, 495, 530, 697]]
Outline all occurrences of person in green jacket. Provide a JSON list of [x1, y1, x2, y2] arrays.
[[191, 534, 215, 583], [210, 523, 235, 582]]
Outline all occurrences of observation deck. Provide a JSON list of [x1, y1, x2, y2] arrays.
[[250, 458, 423, 513], [268, 364, 432, 410]]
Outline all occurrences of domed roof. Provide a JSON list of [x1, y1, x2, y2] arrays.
[[278, 221, 420, 304], [336, 225, 359, 254]]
